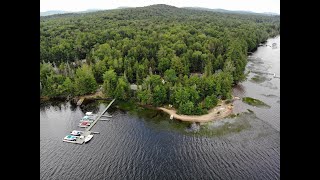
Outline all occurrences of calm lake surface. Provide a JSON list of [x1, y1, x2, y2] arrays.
[[40, 36, 280, 180]]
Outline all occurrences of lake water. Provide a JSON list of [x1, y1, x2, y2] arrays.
[[40, 36, 280, 180]]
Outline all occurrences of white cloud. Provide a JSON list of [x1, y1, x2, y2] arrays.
[[40, 0, 280, 14]]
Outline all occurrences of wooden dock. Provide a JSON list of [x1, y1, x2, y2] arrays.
[[77, 98, 85, 106], [86, 98, 115, 131], [63, 99, 116, 144]]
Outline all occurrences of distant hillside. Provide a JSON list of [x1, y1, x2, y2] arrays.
[[40, 10, 70, 16], [262, 12, 279, 16], [41, 5, 279, 17], [117, 6, 133, 9], [40, 9, 103, 16], [183, 7, 278, 15]]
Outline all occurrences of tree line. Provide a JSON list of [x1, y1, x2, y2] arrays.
[[40, 4, 280, 115]]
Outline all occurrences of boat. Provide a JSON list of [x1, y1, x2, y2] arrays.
[[80, 118, 94, 123], [80, 115, 95, 122], [84, 134, 93, 143], [85, 112, 94, 116], [78, 121, 91, 128], [63, 135, 78, 142], [81, 115, 95, 120], [80, 120, 94, 123], [70, 130, 83, 136], [85, 112, 97, 117]]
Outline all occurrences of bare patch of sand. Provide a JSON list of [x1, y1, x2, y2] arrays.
[[158, 100, 234, 123]]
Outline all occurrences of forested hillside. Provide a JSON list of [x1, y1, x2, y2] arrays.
[[40, 4, 280, 115]]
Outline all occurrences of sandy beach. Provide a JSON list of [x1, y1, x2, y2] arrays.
[[158, 100, 234, 123]]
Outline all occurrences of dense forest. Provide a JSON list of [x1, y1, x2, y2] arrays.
[[40, 4, 280, 115]]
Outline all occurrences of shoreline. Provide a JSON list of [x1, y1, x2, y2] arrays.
[[158, 99, 237, 123], [41, 93, 239, 123], [40, 90, 109, 102]]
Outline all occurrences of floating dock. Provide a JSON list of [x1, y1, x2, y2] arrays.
[[63, 98, 116, 144]]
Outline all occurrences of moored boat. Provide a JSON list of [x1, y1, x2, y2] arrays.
[[63, 135, 78, 142], [70, 130, 83, 136], [84, 134, 93, 143], [78, 121, 91, 128], [81, 115, 95, 121], [85, 112, 93, 116]]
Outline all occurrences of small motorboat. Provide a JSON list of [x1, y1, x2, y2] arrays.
[[85, 112, 97, 118], [84, 135, 93, 143], [80, 118, 94, 123], [70, 130, 83, 136], [63, 135, 78, 142], [78, 121, 91, 128], [81, 115, 95, 121], [85, 112, 94, 116]]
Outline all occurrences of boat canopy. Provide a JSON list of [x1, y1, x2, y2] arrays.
[[82, 116, 90, 119], [86, 112, 93, 116], [66, 135, 76, 139]]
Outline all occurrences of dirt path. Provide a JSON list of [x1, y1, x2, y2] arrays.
[[158, 101, 233, 123], [79, 90, 104, 99]]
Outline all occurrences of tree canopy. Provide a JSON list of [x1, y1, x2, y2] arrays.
[[40, 4, 279, 114]]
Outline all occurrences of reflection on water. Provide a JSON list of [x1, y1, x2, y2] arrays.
[[40, 36, 280, 180]]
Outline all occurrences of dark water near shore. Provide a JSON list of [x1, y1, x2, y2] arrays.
[[40, 36, 280, 180]]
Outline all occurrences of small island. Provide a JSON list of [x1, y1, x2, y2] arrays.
[[242, 97, 270, 107]]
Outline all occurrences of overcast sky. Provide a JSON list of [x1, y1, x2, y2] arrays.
[[40, 0, 280, 14]]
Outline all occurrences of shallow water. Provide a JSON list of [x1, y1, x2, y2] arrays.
[[40, 36, 280, 180], [233, 36, 280, 131]]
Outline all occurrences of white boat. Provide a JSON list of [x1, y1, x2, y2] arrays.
[[84, 135, 93, 143], [85, 112, 93, 116], [70, 130, 83, 136], [85, 112, 97, 117]]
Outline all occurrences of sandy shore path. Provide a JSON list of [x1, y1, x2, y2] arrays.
[[158, 101, 234, 123]]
